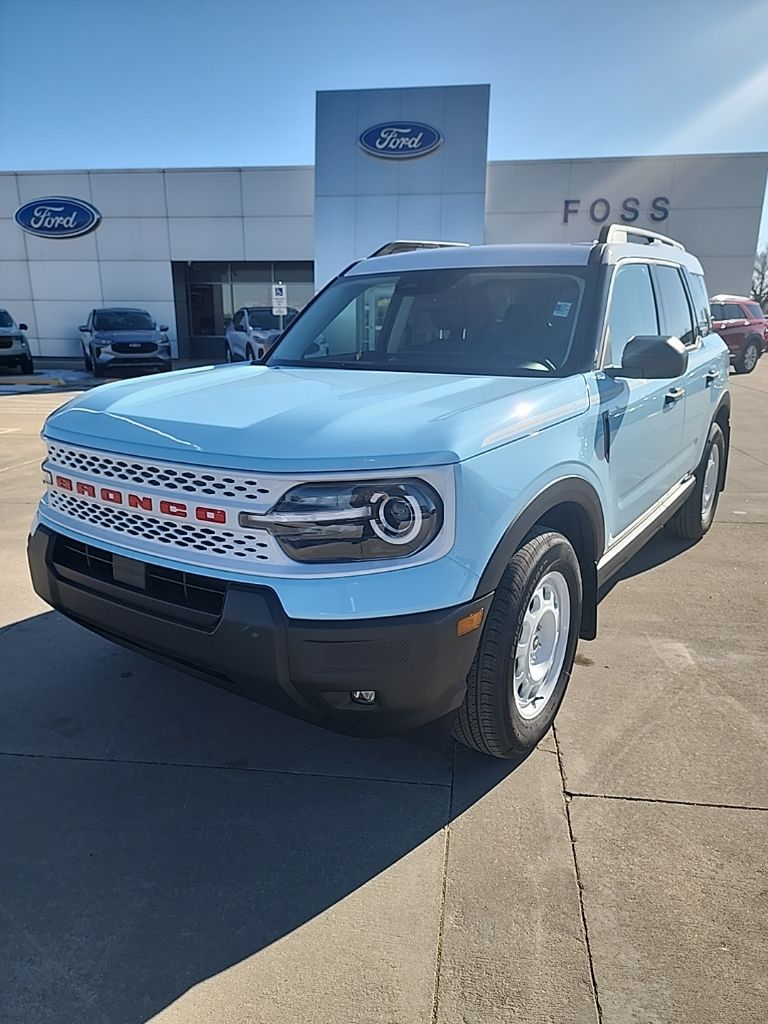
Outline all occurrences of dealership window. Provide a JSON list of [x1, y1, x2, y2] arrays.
[[174, 261, 314, 341]]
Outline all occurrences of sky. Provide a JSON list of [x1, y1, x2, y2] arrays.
[[2, 0, 768, 241]]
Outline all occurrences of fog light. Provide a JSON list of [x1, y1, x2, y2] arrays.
[[351, 690, 376, 704]]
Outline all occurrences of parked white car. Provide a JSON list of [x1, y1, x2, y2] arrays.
[[225, 306, 298, 362], [0, 309, 34, 375]]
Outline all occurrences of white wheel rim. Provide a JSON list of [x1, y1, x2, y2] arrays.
[[701, 443, 720, 523], [744, 345, 757, 370], [512, 571, 571, 720]]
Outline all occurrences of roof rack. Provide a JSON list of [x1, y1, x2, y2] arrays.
[[368, 239, 469, 258], [598, 223, 685, 251]]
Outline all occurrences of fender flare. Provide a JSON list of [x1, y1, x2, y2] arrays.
[[712, 389, 731, 487], [474, 476, 605, 605]]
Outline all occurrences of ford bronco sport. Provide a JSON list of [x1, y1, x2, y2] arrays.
[[28, 225, 731, 760]]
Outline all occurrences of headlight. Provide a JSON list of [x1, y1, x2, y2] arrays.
[[241, 479, 443, 562]]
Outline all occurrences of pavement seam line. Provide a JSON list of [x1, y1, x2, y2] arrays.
[[429, 741, 455, 1024], [565, 790, 768, 813], [0, 749, 451, 790], [730, 444, 768, 469], [553, 723, 604, 1024]]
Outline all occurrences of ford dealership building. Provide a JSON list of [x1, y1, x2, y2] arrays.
[[2, 84, 767, 361]]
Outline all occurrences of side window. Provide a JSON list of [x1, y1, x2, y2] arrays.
[[687, 273, 711, 337], [603, 264, 658, 366], [654, 265, 695, 346], [233, 310, 245, 329], [745, 302, 764, 320]]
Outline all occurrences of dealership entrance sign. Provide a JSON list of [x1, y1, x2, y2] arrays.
[[359, 122, 442, 159], [14, 197, 101, 238]]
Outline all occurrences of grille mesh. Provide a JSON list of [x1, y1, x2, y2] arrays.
[[46, 443, 273, 502], [49, 491, 273, 560]]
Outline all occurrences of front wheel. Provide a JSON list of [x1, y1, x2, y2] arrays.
[[736, 339, 760, 374], [83, 346, 93, 372], [19, 355, 34, 375], [665, 422, 725, 541], [453, 528, 582, 759], [245, 343, 255, 362], [224, 344, 233, 364]]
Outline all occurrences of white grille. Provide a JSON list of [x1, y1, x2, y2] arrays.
[[48, 490, 274, 560], [42, 440, 296, 573], [46, 442, 274, 503]]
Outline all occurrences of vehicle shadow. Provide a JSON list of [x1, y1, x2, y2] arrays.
[[598, 529, 696, 602], [0, 609, 523, 1024]]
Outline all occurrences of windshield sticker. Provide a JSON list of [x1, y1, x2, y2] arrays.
[[552, 301, 572, 318]]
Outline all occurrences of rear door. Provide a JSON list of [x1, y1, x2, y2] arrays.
[[710, 299, 748, 357], [655, 265, 726, 472], [597, 261, 687, 541]]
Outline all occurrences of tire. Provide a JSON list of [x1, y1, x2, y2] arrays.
[[665, 422, 725, 541], [225, 344, 233, 364], [83, 346, 93, 372], [19, 355, 34, 375], [246, 343, 255, 362], [93, 360, 107, 379], [736, 339, 760, 374], [453, 527, 582, 760]]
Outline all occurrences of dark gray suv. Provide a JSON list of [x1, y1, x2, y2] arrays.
[[79, 308, 172, 377]]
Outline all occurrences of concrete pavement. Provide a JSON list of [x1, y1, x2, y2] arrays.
[[0, 365, 766, 1023]]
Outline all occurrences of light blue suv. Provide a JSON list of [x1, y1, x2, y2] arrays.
[[28, 225, 730, 759]]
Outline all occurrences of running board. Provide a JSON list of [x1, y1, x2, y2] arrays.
[[597, 477, 695, 586]]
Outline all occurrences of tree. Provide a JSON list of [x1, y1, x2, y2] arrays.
[[752, 247, 768, 310]]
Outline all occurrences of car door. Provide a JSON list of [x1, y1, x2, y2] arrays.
[[596, 261, 687, 542], [81, 311, 94, 359], [711, 299, 748, 357], [675, 268, 728, 467], [227, 309, 246, 359]]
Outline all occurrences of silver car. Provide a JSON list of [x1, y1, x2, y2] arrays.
[[0, 309, 34, 374], [225, 306, 298, 362], [80, 308, 172, 377]]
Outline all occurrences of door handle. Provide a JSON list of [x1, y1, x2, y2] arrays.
[[664, 387, 685, 404], [705, 369, 719, 386]]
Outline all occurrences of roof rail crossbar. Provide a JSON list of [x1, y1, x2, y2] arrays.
[[368, 239, 470, 258], [598, 223, 685, 251]]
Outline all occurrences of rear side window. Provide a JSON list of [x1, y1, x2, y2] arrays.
[[710, 302, 745, 321], [746, 302, 765, 320], [687, 273, 711, 336], [603, 263, 658, 366], [654, 265, 695, 346]]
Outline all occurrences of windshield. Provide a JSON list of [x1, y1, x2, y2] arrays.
[[0, 311, 14, 328], [248, 308, 298, 331], [268, 268, 593, 376], [94, 311, 155, 332]]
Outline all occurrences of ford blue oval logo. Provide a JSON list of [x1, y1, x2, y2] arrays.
[[14, 197, 101, 239], [359, 122, 442, 160]]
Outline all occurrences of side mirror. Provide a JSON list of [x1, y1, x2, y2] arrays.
[[606, 335, 688, 380], [79, 325, 88, 332], [19, 323, 28, 331], [159, 325, 169, 332]]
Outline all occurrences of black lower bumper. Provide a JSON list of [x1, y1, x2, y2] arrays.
[[28, 525, 488, 737]]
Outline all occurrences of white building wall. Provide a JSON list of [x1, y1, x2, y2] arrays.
[[0, 167, 314, 358], [1, 150, 766, 359], [485, 154, 768, 294]]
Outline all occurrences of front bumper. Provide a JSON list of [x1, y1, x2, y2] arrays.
[[95, 348, 172, 370], [28, 524, 488, 737]]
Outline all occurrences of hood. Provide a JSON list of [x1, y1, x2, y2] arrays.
[[44, 364, 589, 472], [0, 325, 20, 336], [93, 330, 161, 343]]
